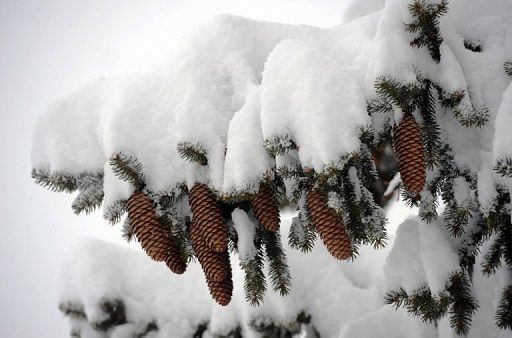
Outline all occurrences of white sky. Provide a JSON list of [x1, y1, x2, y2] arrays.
[[0, 1, 346, 336]]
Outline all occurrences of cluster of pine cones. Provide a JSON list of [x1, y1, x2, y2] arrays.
[[125, 113, 425, 306], [127, 181, 359, 305]]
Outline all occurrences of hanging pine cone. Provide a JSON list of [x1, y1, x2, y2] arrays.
[[250, 187, 280, 231], [393, 114, 426, 194], [306, 188, 352, 260], [188, 183, 228, 253], [127, 191, 170, 262], [206, 250, 233, 306], [164, 232, 187, 275], [190, 218, 228, 282]]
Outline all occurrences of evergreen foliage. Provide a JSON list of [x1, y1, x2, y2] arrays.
[[249, 312, 319, 338], [405, 0, 448, 62], [446, 272, 479, 335], [288, 207, 316, 253], [264, 134, 298, 156], [239, 242, 266, 306], [495, 157, 512, 177], [463, 39, 482, 53], [104, 199, 127, 225], [386, 271, 477, 335], [177, 141, 208, 165], [109, 152, 145, 189], [496, 285, 512, 330], [121, 217, 134, 242], [32, 168, 78, 193], [505, 61, 512, 78], [262, 229, 291, 296], [71, 173, 104, 215], [60, 298, 159, 337]]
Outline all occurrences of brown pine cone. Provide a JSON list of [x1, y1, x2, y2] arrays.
[[127, 191, 169, 262], [190, 219, 228, 282], [250, 187, 280, 231], [164, 231, 187, 274], [206, 250, 233, 306], [188, 183, 228, 253], [307, 188, 352, 260], [393, 114, 426, 194]]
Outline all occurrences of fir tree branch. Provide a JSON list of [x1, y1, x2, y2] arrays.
[[288, 212, 316, 253], [505, 61, 512, 78], [263, 230, 291, 296], [32, 168, 78, 193], [375, 76, 420, 114], [240, 243, 266, 306], [176, 142, 208, 165], [109, 152, 145, 189], [103, 199, 127, 225], [446, 271, 479, 335], [121, 217, 134, 242], [71, 173, 104, 215], [405, 0, 448, 63], [481, 236, 503, 276], [495, 158, 512, 178], [496, 285, 512, 330], [453, 105, 489, 128], [418, 79, 441, 168], [264, 134, 298, 157]]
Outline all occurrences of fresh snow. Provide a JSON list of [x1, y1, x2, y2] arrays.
[[30, 0, 512, 337]]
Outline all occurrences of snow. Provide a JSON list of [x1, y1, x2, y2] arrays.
[[60, 239, 212, 338], [223, 87, 273, 193], [384, 216, 459, 295], [384, 218, 426, 293], [452, 176, 471, 209], [231, 208, 257, 259], [29, 0, 512, 336], [260, 38, 368, 171], [60, 201, 415, 338], [493, 83, 512, 163]]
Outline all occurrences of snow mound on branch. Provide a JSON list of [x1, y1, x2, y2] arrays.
[[60, 239, 212, 337], [260, 39, 368, 171], [31, 13, 378, 197], [384, 217, 459, 294], [60, 207, 421, 338]]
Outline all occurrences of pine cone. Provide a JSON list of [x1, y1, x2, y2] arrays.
[[127, 191, 169, 262], [306, 189, 352, 260], [393, 114, 426, 194], [190, 219, 228, 282], [188, 183, 228, 252], [206, 251, 233, 306], [250, 187, 280, 231], [165, 231, 187, 274]]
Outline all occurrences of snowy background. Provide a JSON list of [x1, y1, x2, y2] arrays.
[[0, 1, 356, 337]]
